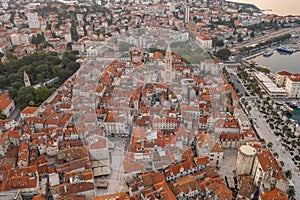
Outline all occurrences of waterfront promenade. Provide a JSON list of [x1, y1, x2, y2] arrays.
[[249, 101, 300, 199]]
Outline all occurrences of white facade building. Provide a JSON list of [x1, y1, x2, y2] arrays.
[[275, 71, 292, 87], [27, 12, 40, 29], [285, 76, 300, 98], [10, 33, 30, 46], [0, 93, 15, 117], [251, 150, 288, 192], [209, 143, 224, 168], [72, 42, 85, 53], [195, 34, 212, 49], [64, 32, 72, 43], [10, 33, 22, 46]]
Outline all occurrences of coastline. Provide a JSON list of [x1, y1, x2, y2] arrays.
[[225, 0, 300, 16], [225, 0, 260, 12]]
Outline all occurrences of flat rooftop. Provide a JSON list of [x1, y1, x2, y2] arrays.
[[254, 72, 286, 94]]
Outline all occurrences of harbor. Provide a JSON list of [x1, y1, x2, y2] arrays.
[[240, 39, 300, 124], [243, 41, 300, 73]]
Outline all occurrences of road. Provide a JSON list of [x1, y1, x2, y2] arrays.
[[249, 101, 300, 199], [226, 69, 249, 97], [231, 27, 300, 52]]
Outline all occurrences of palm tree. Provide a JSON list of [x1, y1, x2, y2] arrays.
[[263, 99, 268, 106], [280, 161, 284, 168], [284, 170, 292, 179], [282, 125, 289, 134], [267, 142, 273, 149], [281, 111, 285, 118], [267, 105, 272, 112], [286, 131, 293, 141], [287, 188, 295, 199], [247, 106, 252, 111]]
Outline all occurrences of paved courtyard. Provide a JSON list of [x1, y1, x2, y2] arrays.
[[218, 149, 238, 177], [95, 138, 128, 196], [218, 149, 238, 189]]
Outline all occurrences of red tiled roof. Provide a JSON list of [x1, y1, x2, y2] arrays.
[[259, 188, 288, 200], [197, 34, 211, 40], [210, 143, 224, 153], [51, 182, 94, 196], [277, 71, 292, 76], [93, 193, 131, 200], [257, 150, 285, 180], [57, 195, 85, 200], [64, 170, 93, 182], [153, 52, 163, 60], [0, 93, 13, 111]]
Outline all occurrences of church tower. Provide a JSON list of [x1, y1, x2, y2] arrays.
[[163, 46, 173, 83], [184, 5, 190, 24], [24, 71, 31, 87], [166, 45, 172, 69]]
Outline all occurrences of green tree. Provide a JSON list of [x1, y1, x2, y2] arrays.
[[267, 142, 273, 149], [34, 86, 54, 103], [6, 52, 16, 60], [67, 42, 73, 51], [66, 61, 80, 72], [31, 33, 45, 47], [12, 82, 23, 89], [52, 65, 62, 76], [284, 170, 292, 179], [70, 25, 79, 41], [36, 73, 44, 82], [280, 161, 284, 168], [8, 73, 22, 85], [212, 37, 224, 47], [0, 75, 7, 88], [0, 110, 6, 120], [15, 86, 35, 109], [34, 64, 49, 79], [287, 188, 295, 199], [58, 68, 73, 80], [215, 48, 231, 60], [286, 131, 293, 140], [259, 138, 265, 143]]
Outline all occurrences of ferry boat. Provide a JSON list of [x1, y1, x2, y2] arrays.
[[277, 46, 295, 54], [263, 49, 273, 57]]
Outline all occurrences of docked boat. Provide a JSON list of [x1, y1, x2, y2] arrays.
[[283, 104, 294, 115], [277, 46, 294, 54], [263, 49, 273, 57], [289, 101, 300, 109]]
